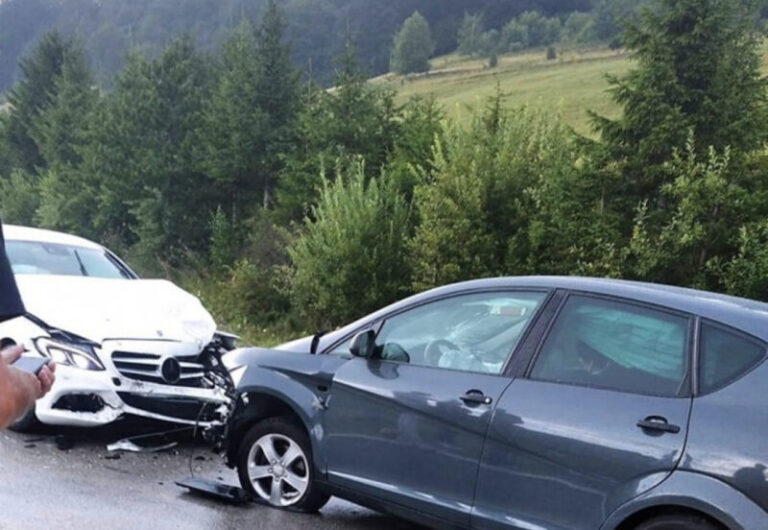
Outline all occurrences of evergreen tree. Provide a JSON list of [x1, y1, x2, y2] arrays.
[[592, 0, 768, 200], [3, 31, 71, 173], [390, 11, 434, 75], [88, 38, 214, 262], [276, 38, 399, 221], [34, 45, 100, 236], [254, 0, 299, 208], [203, 20, 265, 217]]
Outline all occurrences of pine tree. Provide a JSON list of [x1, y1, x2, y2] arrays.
[[3, 31, 71, 173], [203, 20, 265, 217], [390, 11, 434, 75], [34, 44, 100, 236], [254, 0, 299, 208], [592, 0, 768, 200]]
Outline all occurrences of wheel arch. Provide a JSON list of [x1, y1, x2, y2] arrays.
[[601, 470, 768, 530], [615, 505, 726, 530], [225, 388, 317, 469]]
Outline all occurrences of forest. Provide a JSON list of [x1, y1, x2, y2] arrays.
[[1, 0, 768, 344], [2, 0, 613, 91]]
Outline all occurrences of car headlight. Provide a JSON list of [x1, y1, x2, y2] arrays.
[[34, 338, 105, 371]]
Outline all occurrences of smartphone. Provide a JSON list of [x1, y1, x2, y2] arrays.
[[12, 356, 51, 375]]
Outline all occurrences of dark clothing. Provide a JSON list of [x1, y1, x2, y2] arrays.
[[0, 220, 24, 323]]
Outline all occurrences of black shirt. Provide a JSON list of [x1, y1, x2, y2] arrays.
[[0, 219, 24, 323]]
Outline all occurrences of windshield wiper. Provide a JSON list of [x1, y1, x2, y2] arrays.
[[73, 249, 89, 277]]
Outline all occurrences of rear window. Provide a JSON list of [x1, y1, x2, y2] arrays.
[[530, 295, 689, 397], [699, 322, 765, 394]]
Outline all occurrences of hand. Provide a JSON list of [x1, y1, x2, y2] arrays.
[[1, 345, 56, 398]]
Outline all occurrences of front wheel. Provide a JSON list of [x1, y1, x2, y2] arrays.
[[237, 417, 330, 513]]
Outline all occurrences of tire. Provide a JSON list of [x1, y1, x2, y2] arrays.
[[635, 512, 721, 530], [237, 416, 330, 513], [7, 406, 40, 433]]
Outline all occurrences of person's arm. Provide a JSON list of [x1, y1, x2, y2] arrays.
[[0, 346, 55, 430]]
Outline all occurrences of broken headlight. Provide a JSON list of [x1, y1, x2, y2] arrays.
[[34, 337, 105, 371]]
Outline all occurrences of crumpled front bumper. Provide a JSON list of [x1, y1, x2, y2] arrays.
[[35, 338, 231, 428]]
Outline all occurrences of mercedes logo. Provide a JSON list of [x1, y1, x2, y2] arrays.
[[159, 357, 182, 384]]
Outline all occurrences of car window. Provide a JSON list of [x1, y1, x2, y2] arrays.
[[530, 295, 689, 397], [373, 291, 547, 374], [330, 336, 354, 355], [700, 323, 765, 394], [6, 240, 131, 279]]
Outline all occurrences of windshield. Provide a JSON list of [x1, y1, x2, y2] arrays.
[[5, 240, 133, 279]]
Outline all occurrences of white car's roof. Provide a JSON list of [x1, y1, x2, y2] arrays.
[[3, 225, 103, 250]]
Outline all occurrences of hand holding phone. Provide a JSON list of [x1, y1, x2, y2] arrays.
[[12, 355, 51, 375]]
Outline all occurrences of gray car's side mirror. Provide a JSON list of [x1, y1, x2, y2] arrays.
[[349, 330, 376, 358]]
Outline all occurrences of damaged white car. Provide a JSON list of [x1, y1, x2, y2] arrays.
[[0, 225, 234, 430]]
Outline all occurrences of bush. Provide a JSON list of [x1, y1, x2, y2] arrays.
[[546, 46, 557, 60], [287, 163, 412, 329]]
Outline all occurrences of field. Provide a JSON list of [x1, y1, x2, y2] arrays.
[[373, 46, 631, 135]]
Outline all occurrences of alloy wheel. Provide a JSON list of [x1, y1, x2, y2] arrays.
[[246, 433, 310, 507]]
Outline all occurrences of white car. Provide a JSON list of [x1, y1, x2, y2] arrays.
[[0, 225, 233, 430]]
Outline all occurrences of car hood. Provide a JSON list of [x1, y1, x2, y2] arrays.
[[15, 275, 216, 347]]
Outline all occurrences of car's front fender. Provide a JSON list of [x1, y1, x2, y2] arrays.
[[601, 470, 768, 530], [221, 348, 349, 472]]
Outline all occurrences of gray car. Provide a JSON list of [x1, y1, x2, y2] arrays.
[[212, 277, 768, 529]]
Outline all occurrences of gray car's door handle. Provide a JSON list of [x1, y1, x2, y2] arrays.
[[637, 416, 680, 434], [460, 392, 492, 406]]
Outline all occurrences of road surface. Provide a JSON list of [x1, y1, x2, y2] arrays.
[[0, 422, 420, 530]]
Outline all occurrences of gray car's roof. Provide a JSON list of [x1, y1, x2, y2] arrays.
[[321, 276, 768, 347]]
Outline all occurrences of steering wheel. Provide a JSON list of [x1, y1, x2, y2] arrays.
[[424, 339, 462, 367]]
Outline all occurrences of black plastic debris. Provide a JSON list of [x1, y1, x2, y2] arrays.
[[55, 435, 75, 451], [175, 477, 250, 504], [103, 453, 121, 460]]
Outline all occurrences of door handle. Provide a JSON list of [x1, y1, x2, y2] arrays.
[[460, 392, 492, 406], [637, 416, 680, 434]]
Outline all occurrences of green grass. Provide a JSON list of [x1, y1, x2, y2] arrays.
[[377, 42, 768, 135], [374, 47, 631, 135]]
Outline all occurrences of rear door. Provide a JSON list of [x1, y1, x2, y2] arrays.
[[323, 290, 549, 527], [472, 294, 694, 530]]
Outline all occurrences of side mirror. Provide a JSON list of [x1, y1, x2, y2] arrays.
[[349, 330, 376, 359]]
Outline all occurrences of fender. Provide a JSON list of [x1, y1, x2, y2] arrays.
[[601, 470, 768, 530], [220, 347, 349, 474]]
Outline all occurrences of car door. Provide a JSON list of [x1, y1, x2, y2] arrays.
[[323, 290, 550, 527], [472, 294, 694, 530]]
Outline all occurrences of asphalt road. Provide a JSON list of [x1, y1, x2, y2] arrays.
[[0, 421, 420, 530]]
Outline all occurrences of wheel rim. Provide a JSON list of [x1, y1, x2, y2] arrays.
[[246, 433, 310, 507]]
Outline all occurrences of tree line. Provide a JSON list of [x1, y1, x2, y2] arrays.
[[0, 0, 592, 93], [1, 0, 768, 342]]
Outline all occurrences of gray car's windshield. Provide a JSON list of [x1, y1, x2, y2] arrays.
[[6, 240, 131, 279]]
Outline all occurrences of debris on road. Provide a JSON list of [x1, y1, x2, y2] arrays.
[[175, 476, 250, 504], [107, 427, 192, 454]]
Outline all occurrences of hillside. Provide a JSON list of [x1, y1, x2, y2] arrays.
[[0, 0, 592, 92], [378, 41, 768, 134], [375, 46, 630, 134]]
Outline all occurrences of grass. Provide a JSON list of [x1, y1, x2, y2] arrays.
[[374, 46, 631, 135], [376, 42, 768, 135]]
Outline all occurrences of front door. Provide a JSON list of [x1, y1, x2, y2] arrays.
[[323, 290, 549, 527], [472, 294, 694, 530]]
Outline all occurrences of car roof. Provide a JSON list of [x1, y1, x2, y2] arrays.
[[328, 276, 768, 345], [3, 224, 103, 251]]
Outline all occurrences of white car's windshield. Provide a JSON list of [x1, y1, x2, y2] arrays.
[[5, 240, 132, 279]]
